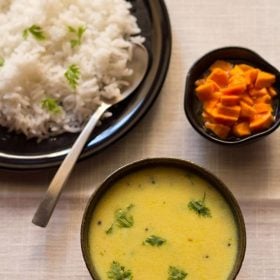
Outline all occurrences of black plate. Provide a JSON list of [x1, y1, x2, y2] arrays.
[[0, 0, 172, 170]]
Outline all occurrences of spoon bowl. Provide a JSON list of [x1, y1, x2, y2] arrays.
[[32, 44, 149, 227]]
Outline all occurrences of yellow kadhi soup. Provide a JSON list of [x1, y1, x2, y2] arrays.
[[88, 167, 239, 280]]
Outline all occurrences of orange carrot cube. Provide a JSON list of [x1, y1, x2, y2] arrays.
[[249, 88, 269, 97], [240, 94, 254, 106], [268, 86, 277, 97], [195, 82, 215, 101], [254, 94, 272, 104], [216, 104, 241, 119], [255, 71, 276, 89], [221, 84, 246, 95], [205, 122, 231, 139], [220, 95, 240, 106], [249, 112, 274, 132], [245, 69, 259, 86], [232, 122, 251, 137], [254, 103, 272, 114], [240, 101, 256, 119], [209, 60, 233, 72], [208, 68, 229, 88]]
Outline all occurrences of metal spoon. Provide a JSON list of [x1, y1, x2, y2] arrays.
[[32, 44, 149, 227]]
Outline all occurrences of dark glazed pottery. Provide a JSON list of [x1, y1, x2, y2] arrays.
[[81, 158, 246, 280], [0, 0, 172, 170], [184, 47, 280, 145]]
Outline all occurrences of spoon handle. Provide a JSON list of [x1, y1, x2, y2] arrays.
[[32, 102, 111, 227]]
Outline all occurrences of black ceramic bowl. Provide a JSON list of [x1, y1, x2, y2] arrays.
[[184, 47, 280, 145], [81, 158, 246, 280]]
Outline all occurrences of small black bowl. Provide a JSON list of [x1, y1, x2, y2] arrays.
[[81, 158, 246, 280], [184, 46, 280, 145]]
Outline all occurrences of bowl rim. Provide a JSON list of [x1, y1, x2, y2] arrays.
[[80, 157, 247, 280], [184, 46, 280, 145]]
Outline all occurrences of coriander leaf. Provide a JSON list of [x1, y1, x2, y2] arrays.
[[0, 57, 4, 67], [67, 26, 76, 33], [70, 39, 80, 49], [64, 64, 80, 90], [67, 25, 86, 48], [143, 235, 166, 247], [78, 26, 86, 38], [188, 193, 211, 218], [168, 266, 188, 280], [41, 98, 62, 114], [23, 25, 46, 41], [105, 224, 113, 235], [105, 204, 134, 234], [115, 204, 134, 228], [107, 261, 133, 280], [23, 29, 29, 40]]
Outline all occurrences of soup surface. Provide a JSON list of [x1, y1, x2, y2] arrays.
[[88, 167, 238, 280]]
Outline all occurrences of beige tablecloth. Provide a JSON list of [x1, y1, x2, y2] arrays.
[[1, 0, 280, 279]]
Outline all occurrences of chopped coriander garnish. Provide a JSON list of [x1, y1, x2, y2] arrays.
[[68, 25, 86, 48], [188, 193, 211, 218], [168, 266, 188, 280], [143, 235, 166, 247], [115, 204, 134, 228], [105, 224, 113, 235], [23, 25, 46, 41], [107, 261, 133, 280], [41, 98, 62, 114], [64, 64, 80, 90], [0, 57, 4, 67], [106, 204, 134, 234]]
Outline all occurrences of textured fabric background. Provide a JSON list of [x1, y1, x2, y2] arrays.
[[1, 0, 280, 279]]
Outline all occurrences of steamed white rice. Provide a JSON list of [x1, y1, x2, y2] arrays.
[[0, 0, 143, 139]]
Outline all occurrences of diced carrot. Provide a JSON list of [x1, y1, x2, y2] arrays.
[[249, 112, 274, 132], [239, 101, 256, 119], [205, 122, 231, 139], [239, 64, 254, 72], [209, 60, 233, 72], [194, 60, 276, 139], [268, 86, 277, 97], [203, 99, 220, 115], [216, 104, 241, 119], [229, 75, 246, 86], [240, 94, 254, 106], [220, 95, 240, 106], [221, 84, 246, 95], [232, 122, 251, 137], [230, 65, 244, 76], [208, 68, 229, 87], [245, 69, 259, 86], [213, 114, 238, 126], [211, 81, 221, 91], [254, 103, 272, 114], [205, 107, 237, 126], [195, 82, 216, 101], [249, 87, 269, 97], [202, 112, 215, 123], [254, 94, 272, 104], [255, 71, 276, 89]]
